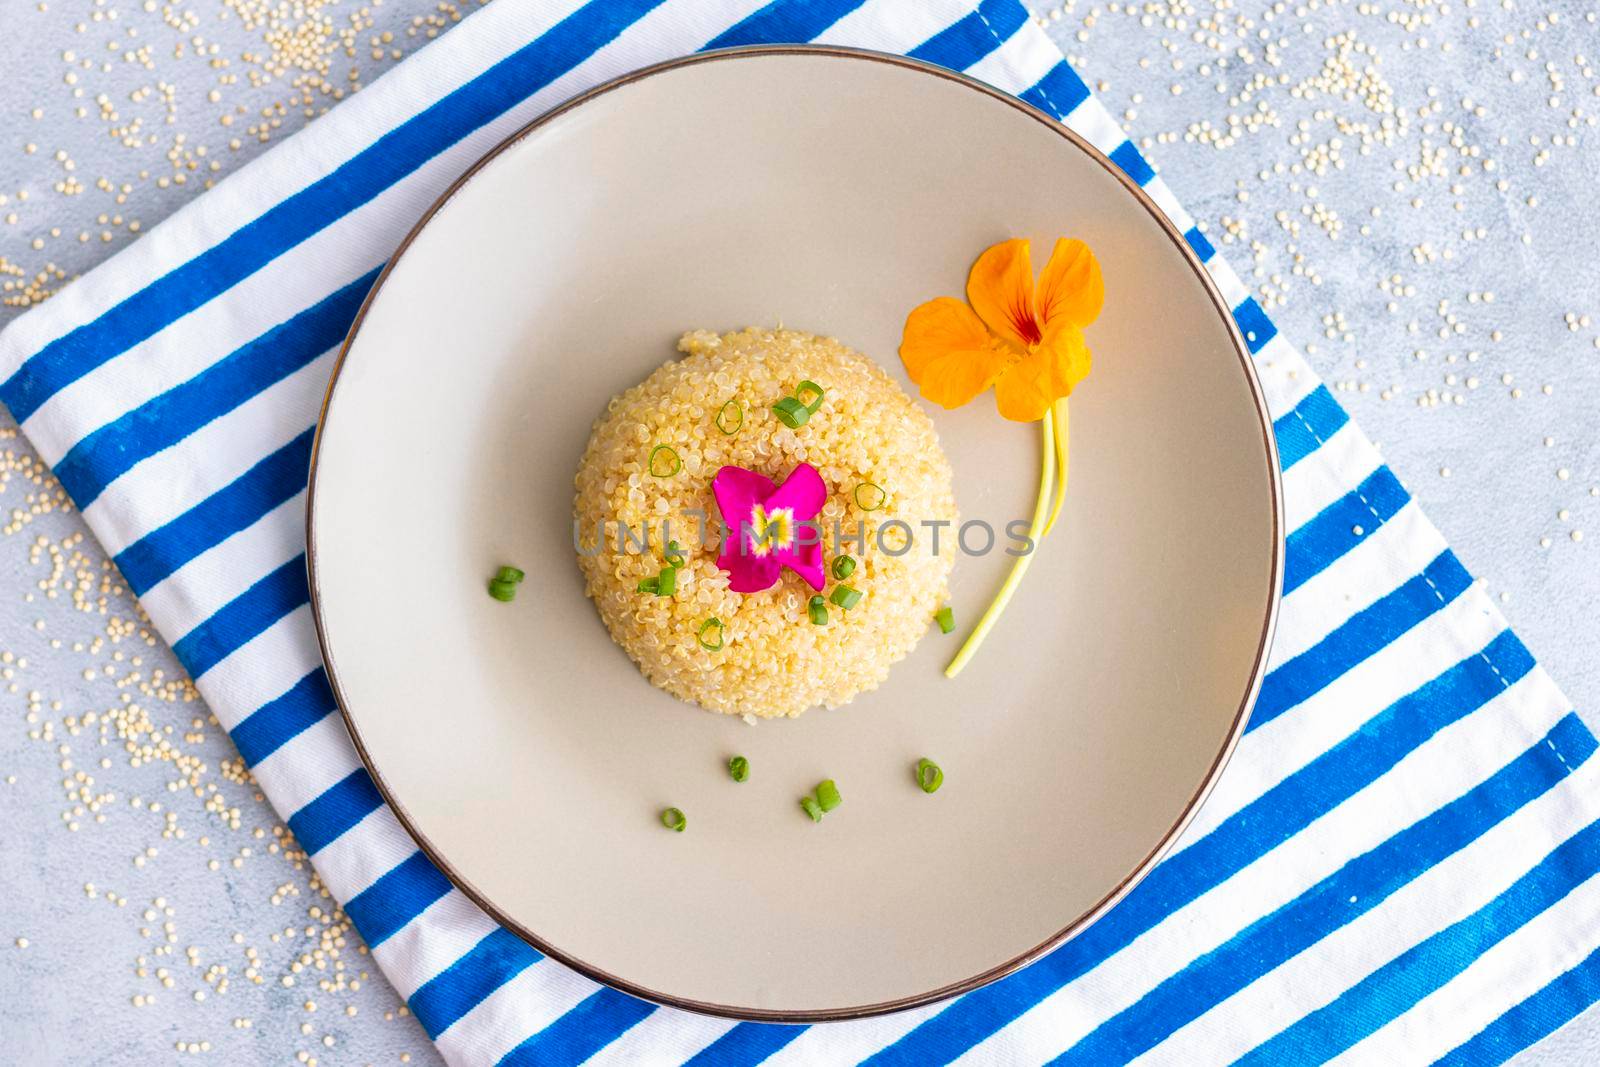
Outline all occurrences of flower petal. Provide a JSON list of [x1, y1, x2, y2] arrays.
[[718, 546, 781, 593], [777, 534, 826, 591], [899, 297, 1010, 409], [993, 327, 1092, 422], [1035, 238, 1104, 330], [764, 462, 827, 520], [966, 238, 1041, 347], [712, 465, 777, 532]]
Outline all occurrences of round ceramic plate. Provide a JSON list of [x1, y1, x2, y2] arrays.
[[308, 46, 1281, 1021]]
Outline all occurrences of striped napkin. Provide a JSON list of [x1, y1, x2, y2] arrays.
[[4, 0, 1600, 1063]]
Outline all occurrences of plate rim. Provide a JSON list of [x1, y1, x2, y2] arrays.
[[305, 43, 1285, 1024]]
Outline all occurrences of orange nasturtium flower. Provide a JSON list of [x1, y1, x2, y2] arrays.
[[901, 236, 1105, 679], [899, 237, 1104, 421]]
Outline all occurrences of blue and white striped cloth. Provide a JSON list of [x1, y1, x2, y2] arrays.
[[4, 0, 1600, 1063]]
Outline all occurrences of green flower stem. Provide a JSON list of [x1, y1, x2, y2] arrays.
[[944, 406, 1058, 679], [1043, 398, 1071, 538]]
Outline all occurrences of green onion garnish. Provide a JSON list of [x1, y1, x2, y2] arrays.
[[660, 807, 686, 832], [772, 396, 810, 429], [655, 566, 677, 597], [487, 564, 526, 601], [830, 555, 856, 581], [799, 796, 824, 823], [636, 576, 660, 595], [795, 380, 825, 414], [664, 540, 685, 568], [715, 398, 744, 435], [648, 444, 682, 478], [807, 595, 828, 626], [830, 585, 862, 610], [935, 605, 955, 633], [815, 779, 842, 813], [728, 756, 749, 783], [698, 617, 725, 651], [916, 758, 944, 794], [854, 481, 886, 511]]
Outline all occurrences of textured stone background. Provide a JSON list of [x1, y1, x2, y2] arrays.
[[0, 0, 1596, 1062]]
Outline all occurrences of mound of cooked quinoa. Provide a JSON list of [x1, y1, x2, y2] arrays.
[[573, 327, 958, 719]]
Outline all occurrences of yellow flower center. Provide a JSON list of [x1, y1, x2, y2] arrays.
[[749, 504, 795, 556]]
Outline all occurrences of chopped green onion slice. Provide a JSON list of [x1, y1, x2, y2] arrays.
[[660, 807, 687, 832], [795, 380, 825, 414], [799, 796, 824, 822], [488, 563, 526, 601], [830, 585, 862, 610], [916, 758, 944, 794], [698, 617, 725, 651], [815, 779, 842, 812], [664, 540, 685, 568], [772, 396, 810, 429], [715, 398, 744, 436], [636, 576, 660, 595], [830, 555, 856, 581], [807, 595, 828, 626], [935, 605, 955, 634], [648, 444, 682, 478], [655, 566, 677, 597], [854, 481, 886, 511], [728, 755, 749, 783]]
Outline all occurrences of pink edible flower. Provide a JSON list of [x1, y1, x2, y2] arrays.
[[712, 462, 827, 593]]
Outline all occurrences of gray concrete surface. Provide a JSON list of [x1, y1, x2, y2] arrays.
[[0, 0, 1596, 1062]]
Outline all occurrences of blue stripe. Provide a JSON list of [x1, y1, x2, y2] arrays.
[[1241, 799, 1600, 1066], [231, 667, 337, 766], [1183, 225, 1215, 261], [1232, 296, 1277, 353], [113, 426, 315, 595], [343, 851, 453, 948], [287, 768, 385, 855], [683, 1023, 799, 1066], [1018, 60, 1091, 119], [498, 987, 654, 1066], [1434, 941, 1600, 1066], [864, 629, 1536, 1066], [52, 271, 374, 510], [702, 0, 866, 49], [1054, 713, 1595, 1065], [0, 0, 666, 424], [907, 0, 1026, 69], [1273, 384, 1349, 472], [1284, 466, 1410, 596], [1108, 140, 1155, 185], [410, 927, 542, 1040], [170, 554, 308, 678], [1249, 551, 1472, 731]]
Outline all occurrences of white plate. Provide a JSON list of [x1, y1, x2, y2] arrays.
[[308, 46, 1281, 1020]]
